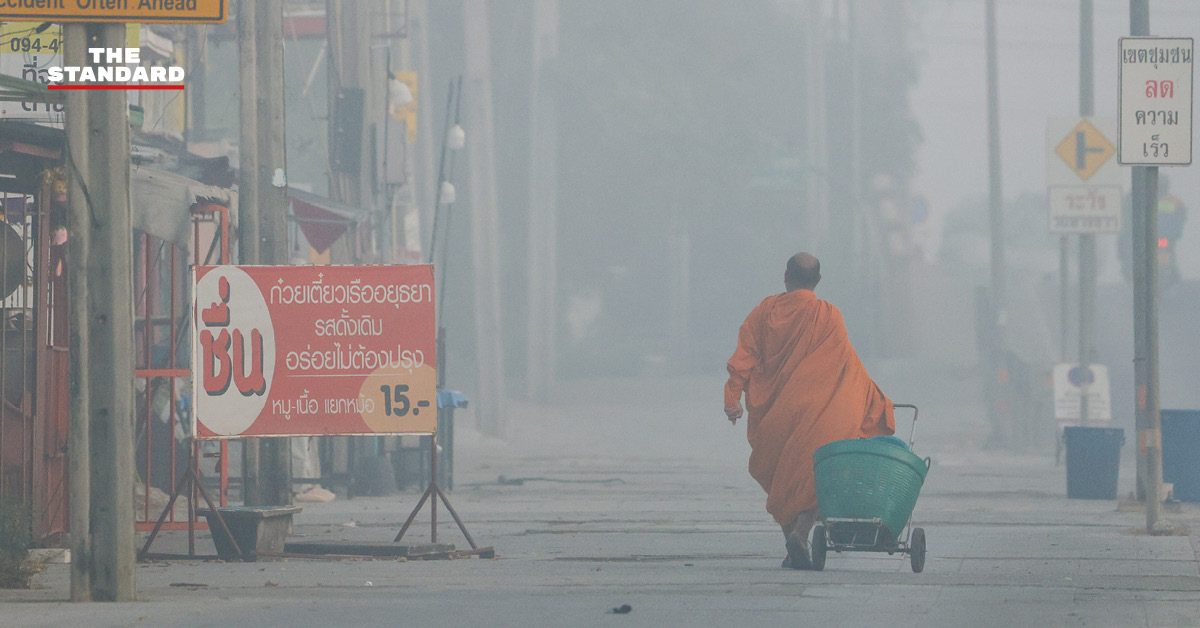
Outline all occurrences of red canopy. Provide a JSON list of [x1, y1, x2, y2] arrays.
[[289, 189, 368, 253]]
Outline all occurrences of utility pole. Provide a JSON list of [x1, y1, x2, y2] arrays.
[[527, 0, 559, 400], [327, 0, 394, 482], [327, 0, 380, 210], [845, 0, 873, 352], [1129, 0, 1163, 531], [186, 25, 208, 141], [803, 0, 829, 251], [63, 22, 137, 602], [847, 0, 861, 224], [409, 0, 437, 249], [87, 23, 138, 600], [462, 0, 508, 437], [1078, 0, 1096, 427], [985, 0, 1010, 446], [63, 23, 90, 603], [255, 0, 293, 506], [1060, 236, 1069, 361], [237, 0, 262, 505], [257, 0, 288, 278]]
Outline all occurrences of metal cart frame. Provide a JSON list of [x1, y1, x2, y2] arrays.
[[811, 403, 928, 573]]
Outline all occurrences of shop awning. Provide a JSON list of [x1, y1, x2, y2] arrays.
[[132, 166, 237, 254]]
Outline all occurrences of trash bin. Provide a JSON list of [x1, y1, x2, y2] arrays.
[[1063, 426, 1124, 500], [1162, 410, 1200, 502]]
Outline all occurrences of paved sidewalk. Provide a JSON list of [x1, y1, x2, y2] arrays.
[[4, 376, 1199, 627]]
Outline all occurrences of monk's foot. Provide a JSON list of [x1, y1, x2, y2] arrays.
[[784, 537, 813, 570]]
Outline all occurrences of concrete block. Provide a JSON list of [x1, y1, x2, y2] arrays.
[[198, 506, 302, 562]]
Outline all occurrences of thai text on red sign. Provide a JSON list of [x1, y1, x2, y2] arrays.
[[192, 264, 437, 438]]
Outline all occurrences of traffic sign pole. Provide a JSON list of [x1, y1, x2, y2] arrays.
[[1079, 0, 1095, 428], [1129, 0, 1163, 532], [1059, 236, 1069, 362], [1132, 164, 1162, 529]]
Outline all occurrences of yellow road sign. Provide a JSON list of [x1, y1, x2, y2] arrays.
[[0, 0, 226, 24], [389, 70, 418, 144], [1, 22, 138, 53], [1055, 119, 1116, 182]]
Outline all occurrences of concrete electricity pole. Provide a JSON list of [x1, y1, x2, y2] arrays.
[[1129, 0, 1163, 532], [527, 0, 559, 400], [186, 25, 208, 140], [63, 23, 91, 603], [64, 22, 137, 602], [326, 0, 382, 210], [255, 0, 293, 506], [238, 0, 290, 506], [1078, 0, 1096, 427], [985, 0, 1011, 446], [462, 0, 508, 437], [408, 0, 438, 248], [236, 0, 262, 506], [803, 0, 829, 251], [325, 0, 396, 481]]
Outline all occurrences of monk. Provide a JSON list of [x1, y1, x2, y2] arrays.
[[724, 252, 895, 569]]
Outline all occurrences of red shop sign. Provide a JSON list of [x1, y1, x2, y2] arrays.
[[192, 265, 437, 438]]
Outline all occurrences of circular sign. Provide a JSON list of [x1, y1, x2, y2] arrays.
[[1067, 365, 1095, 388], [194, 267, 276, 436]]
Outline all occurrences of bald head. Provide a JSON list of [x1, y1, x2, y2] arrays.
[[784, 253, 821, 291]]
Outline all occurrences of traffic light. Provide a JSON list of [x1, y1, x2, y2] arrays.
[[1118, 193, 1187, 283]]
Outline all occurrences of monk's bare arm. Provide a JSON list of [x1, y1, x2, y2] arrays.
[[724, 306, 762, 424]]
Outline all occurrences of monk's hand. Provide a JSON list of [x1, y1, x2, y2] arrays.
[[725, 402, 743, 424]]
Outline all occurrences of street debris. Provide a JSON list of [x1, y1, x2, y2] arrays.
[[295, 487, 336, 503], [492, 476, 625, 487]]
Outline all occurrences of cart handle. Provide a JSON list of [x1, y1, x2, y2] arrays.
[[894, 403, 919, 450]]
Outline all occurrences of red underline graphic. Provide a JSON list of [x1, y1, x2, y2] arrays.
[[47, 85, 185, 91]]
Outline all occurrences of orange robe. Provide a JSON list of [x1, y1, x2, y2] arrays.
[[725, 289, 895, 528]]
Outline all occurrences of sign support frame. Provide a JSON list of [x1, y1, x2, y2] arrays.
[[392, 433, 492, 557], [136, 441, 242, 562]]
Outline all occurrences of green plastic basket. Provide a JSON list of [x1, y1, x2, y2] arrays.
[[813, 438, 931, 541]]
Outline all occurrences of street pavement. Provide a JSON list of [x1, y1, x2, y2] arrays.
[[4, 374, 1200, 628]]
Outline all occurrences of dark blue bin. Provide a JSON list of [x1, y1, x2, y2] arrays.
[[1161, 410, 1200, 502], [1064, 426, 1124, 500]]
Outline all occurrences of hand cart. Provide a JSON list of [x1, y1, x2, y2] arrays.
[[810, 403, 930, 573]]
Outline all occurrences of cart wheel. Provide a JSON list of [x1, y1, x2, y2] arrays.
[[811, 525, 827, 571], [909, 527, 926, 573]]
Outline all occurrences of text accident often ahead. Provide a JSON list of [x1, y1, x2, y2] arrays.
[[0, 1, 203, 11], [0, 0, 226, 24]]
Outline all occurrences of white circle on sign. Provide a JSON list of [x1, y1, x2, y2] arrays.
[[194, 267, 276, 436]]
